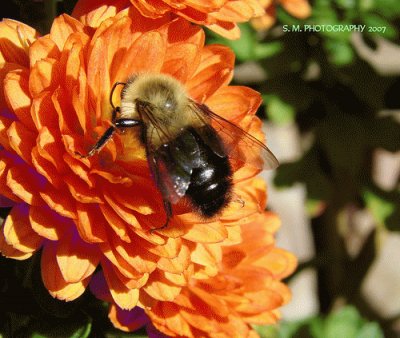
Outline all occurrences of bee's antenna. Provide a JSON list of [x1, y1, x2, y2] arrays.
[[109, 82, 126, 110]]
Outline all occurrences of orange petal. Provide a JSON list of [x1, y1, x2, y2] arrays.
[[29, 205, 69, 240], [62, 153, 94, 187], [113, 30, 166, 84], [7, 120, 36, 164], [281, 0, 311, 19], [143, 270, 182, 301], [182, 221, 228, 243], [101, 241, 148, 280], [29, 58, 60, 97], [2, 203, 43, 253], [40, 185, 76, 219], [52, 86, 84, 135], [31, 147, 64, 188], [65, 175, 103, 203], [147, 302, 193, 337], [49, 14, 85, 51], [75, 203, 107, 243], [104, 182, 156, 215], [0, 226, 33, 260], [7, 164, 44, 206], [0, 153, 22, 203], [4, 69, 36, 130], [0, 19, 38, 66], [186, 45, 234, 101], [206, 85, 262, 121], [157, 244, 190, 274], [190, 243, 222, 271], [162, 43, 200, 83], [72, 0, 130, 28], [99, 203, 131, 243], [146, 237, 181, 259], [41, 241, 89, 301], [102, 258, 140, 310], [0, 63, 23, 117], [29, 35, 60, 67], [56, 232, 100, 283], [31, 91, 60, 131], [255, 248, 297, 279], [112, 236, 158, 274], [206, 21, 241, 40], [103, 191, 142, 229]]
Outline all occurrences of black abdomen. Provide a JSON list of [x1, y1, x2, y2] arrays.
[[186, 130, 232, 217]]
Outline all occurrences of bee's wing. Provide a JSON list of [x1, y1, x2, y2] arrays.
[[189, 101, 279, 170]]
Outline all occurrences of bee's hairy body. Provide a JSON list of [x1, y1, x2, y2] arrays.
[[81, 73, 278, 231], [120, 73, 233, 222]]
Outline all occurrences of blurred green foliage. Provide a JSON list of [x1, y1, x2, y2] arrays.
[[255, 306, 385, 338]]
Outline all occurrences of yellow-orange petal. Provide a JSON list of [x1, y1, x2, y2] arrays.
[[6, 164, 44, 206], [102, 259, 140, 310], [72, 0, 130, 28], [255, 247, 297, 279], [0, 228, 33, 260], [156, 244, 191, 274], [0, 154, 23, 203], [143, 270, 182, 301], [4, 69, 36, 130], [281, 0, 311, 19], [206, 20, 241, 40], [41, 242, 89, 300], [2, 204, 43, 253], [56, 234, 100, 283], [7, 120, 36, 165], [29, 35, 60, 67], [0, 19, 39, 66], [76, 203, 107, 242], [147, 302, 193, 337], [29, 205, 68, 241], [40, 186, 76, 219], [29, 58, 60, 97], [49, 14, 86, 51], [186, 45, 234, 102], [182, 221, 228, 243]]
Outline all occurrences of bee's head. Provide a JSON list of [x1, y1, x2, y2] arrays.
[[121, 73, 189, 122]]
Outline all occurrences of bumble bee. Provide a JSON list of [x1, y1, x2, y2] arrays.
[[79, 73, 279, 231]]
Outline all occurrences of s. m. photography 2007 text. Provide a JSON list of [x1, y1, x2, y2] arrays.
[[282, 24, 387, 33]]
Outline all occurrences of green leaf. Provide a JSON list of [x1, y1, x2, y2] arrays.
[[362, 14, 398, 39], [324, 39, 354, 66], [355, 322, 385, 338], [334, 0, 356, 9], [363, 190, 395, 226], [254, 324, 279, 338], [324, 306, 363, 338], [263, 94, 296, 125], [254, 42, 283, 61], [208, 24, 282, 62]]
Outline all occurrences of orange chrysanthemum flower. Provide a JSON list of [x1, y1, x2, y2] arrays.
[[72, 0, 265, 39], [0, 7, 280, 311], [93, 204, 297, 337], [251, 0, 311, 31]]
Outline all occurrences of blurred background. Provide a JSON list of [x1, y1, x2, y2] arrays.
[[1, 0, 400, 337]]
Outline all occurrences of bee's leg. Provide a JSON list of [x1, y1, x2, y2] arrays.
[[76, 125, 116, 158], [76, 117, 141, 158], [150, 200, 172, 233]]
